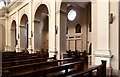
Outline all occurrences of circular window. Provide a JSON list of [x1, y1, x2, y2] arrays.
[[68, 10, 76, 21], [0, 1, 5, 9]]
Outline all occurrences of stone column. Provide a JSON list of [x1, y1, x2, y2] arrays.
[[28, 0, 33, 53], [5, 12, 9, 51], [49, 1, 56, 58], [55, 9, 67, 59], [94, 1, 113, 67], [16, 10, 20, 52]]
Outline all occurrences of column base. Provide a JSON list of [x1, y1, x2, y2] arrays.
[[94, 53, 113, 67], [28, 46, 33, 54], [49, 51, 58, 58], [5, 45, 11, 52], [16, 45, 20, 52], [106, 67, 113, 76]]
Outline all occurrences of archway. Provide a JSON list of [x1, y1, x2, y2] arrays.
[[60, 2, 91, 57], [11, 20, 17, 51], [20, 14, 28, 51], [34, 4, 49, 52]]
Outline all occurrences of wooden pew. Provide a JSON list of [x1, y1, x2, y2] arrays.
[[2, 50, 48, 58], [9, 61, 84, 77], [79, 50, 88, 63], [2, 52, 44, 58], [2, 56, 56, 67], [2, 53, 48, 62], [3, 55, 38, 62], [2, 57, 74, 77], [66, 50, 88, 63], [67, 60, 106, 77], [2, 51, 25, 57]]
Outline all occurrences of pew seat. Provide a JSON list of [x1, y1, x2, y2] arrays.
[[2, 58, 73, 77], [10, 61, 83, 77]]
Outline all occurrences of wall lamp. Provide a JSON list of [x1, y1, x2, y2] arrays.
[[31, 31, 33, 37], [109, 13, 113, 24]]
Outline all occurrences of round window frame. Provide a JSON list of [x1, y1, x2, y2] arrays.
[[68, 10, 76, 21]]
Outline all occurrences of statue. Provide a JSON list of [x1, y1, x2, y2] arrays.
[[75, 24, 81, 33]]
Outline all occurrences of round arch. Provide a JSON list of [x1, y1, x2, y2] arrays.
[[19, 12, 29, 24], [34, 4, 49, 52], [34, 3, 50, 19], [11, 20, 17, 51], [20, 14, 29, 51], [58, 1, 91, 59], [34, 4, 49, 20]]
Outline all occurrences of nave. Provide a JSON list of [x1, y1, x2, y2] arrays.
[[1, 0, 120, 76]]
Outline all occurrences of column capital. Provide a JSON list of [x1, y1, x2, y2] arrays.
[[56, 10, 67, 16], [95, 49, 111, 55], [34, 19, 40, 23], [19, 25, 27, 28]]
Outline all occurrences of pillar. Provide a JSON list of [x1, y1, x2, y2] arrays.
[[55, 3, 67, 59], [49, 1, 56, 58], [16, 10, 20, 52], [93, 1, 113, 67], [5, 11, 10, 51], [28, 0, 33, 53]]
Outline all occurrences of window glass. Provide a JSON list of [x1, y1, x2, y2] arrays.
[[68, 10, 76, 21], [0, 1, 5, 9]]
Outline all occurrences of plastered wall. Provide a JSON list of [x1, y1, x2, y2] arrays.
[[110, 2, 119, 72], [67, 4, 91, 52]]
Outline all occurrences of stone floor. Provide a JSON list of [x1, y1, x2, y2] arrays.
[[111, 70, 120, 77]]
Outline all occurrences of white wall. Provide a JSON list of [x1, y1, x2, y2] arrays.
[[67, 5, 90, 52], [110, 2, 119, 74]]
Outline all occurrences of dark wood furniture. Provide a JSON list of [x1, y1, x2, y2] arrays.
[[67, 60, 106, 77]]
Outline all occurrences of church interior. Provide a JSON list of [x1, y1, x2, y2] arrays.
[[0, 0, 120, 76]]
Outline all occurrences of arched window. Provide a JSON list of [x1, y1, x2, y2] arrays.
[[75, 24, 81, 33]]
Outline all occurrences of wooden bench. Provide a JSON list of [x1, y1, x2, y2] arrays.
[[67, 60, 106, 77], [3, 55, 40, 62], [2, 56, 56, 67], [66, 50, 88, 63], [2, 57, 74, 77], [2, 51, 47, 57], [2, 52, 46, 58], [9, 61, 84, 77], [2, 53, 48, 62]]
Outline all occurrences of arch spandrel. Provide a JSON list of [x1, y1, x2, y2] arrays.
[[56, 0, 66, 12]]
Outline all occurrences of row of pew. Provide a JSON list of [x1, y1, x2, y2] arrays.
[[2, 51, 106, 77]]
